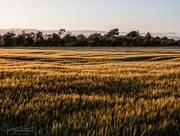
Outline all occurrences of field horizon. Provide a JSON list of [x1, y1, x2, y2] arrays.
[[0, 28, 180, 40]]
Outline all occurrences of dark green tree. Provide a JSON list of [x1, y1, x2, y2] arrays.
[[126, 30, 140, 37], [88, 33, 101, 46], [62, 33, 77, 46], [59, 29, 66, 36], [34, 31, 44, 46], [0, 32, 15, 46], [51, 33, 60, 46], [15, 31, 27, 46], [105, 29, 119, 38], [76, 34, 87, 46], [145, 32, 152, 39], [0, 34, 2, 46], [45, 34, 53, 46], [0, 29, 179, 47], [26, 32, 35, 46], [143, 32, 152, 46], [162, 36, 168, 40]]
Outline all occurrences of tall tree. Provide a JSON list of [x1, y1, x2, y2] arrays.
[[34, 31, 44, 46], [51, 33, 60, 46], [15, 31, 27, 46], [143, 32, 152, 46], [26, 32, 35, 46]]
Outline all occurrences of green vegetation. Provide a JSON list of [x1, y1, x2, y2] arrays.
[[0, 47, 180, 135], [0, 29, 180, 47]]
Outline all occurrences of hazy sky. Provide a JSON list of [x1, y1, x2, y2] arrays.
[[0, 0, 179, 34]]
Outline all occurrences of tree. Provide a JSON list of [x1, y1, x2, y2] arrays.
[[0, 32, 15, 46], [145, 32, 152, 39], [88, 33, 101, 46], [26, 32, 35, 46], [162, 36, 168, 40], [34, 31, 44, 46], [105, 29, 119, 38], [59, 29, 66, 37], [143, 32, 152, 46], [0, 29, 178, 47], [0, 34, 2, 46], [178, 40, 180, 46], [15, 31, 27, 46], [126, 31, 140, 37], [76, 34, 87, 46], [51, 33, 60, 46], [62, 33, 77, 46]]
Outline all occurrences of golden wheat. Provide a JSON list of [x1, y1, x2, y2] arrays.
[[0, 47, 179, 136]]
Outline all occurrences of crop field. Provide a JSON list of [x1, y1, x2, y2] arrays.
[[0, 47, 180, 136]]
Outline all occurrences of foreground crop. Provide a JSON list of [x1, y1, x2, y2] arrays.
[[0, 47, 180, 136]]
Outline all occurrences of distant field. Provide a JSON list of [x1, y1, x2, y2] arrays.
[[0, 47, 180, 136]]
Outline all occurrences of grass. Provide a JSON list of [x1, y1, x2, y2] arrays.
[[0, 46, 180, 136]]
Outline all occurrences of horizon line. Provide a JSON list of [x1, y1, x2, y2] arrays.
[[0, 28, 179, 35]]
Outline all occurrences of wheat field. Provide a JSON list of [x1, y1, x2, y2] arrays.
[[0, 47, 180, 136]]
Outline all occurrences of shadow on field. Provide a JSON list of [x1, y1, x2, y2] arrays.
[[113, 56, 155, 61], [151, 57, 178, 61], [28, 52, 45, 54], [108, 56, 180, 62], [0, 56, 39, 61], [0, 55, 179, 64], [0, 56, 90, 63]]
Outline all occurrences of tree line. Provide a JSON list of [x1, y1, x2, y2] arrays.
[[0, 29, 179, 47]]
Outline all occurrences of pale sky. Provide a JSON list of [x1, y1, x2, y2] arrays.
[[0, 0, 180, 34]]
